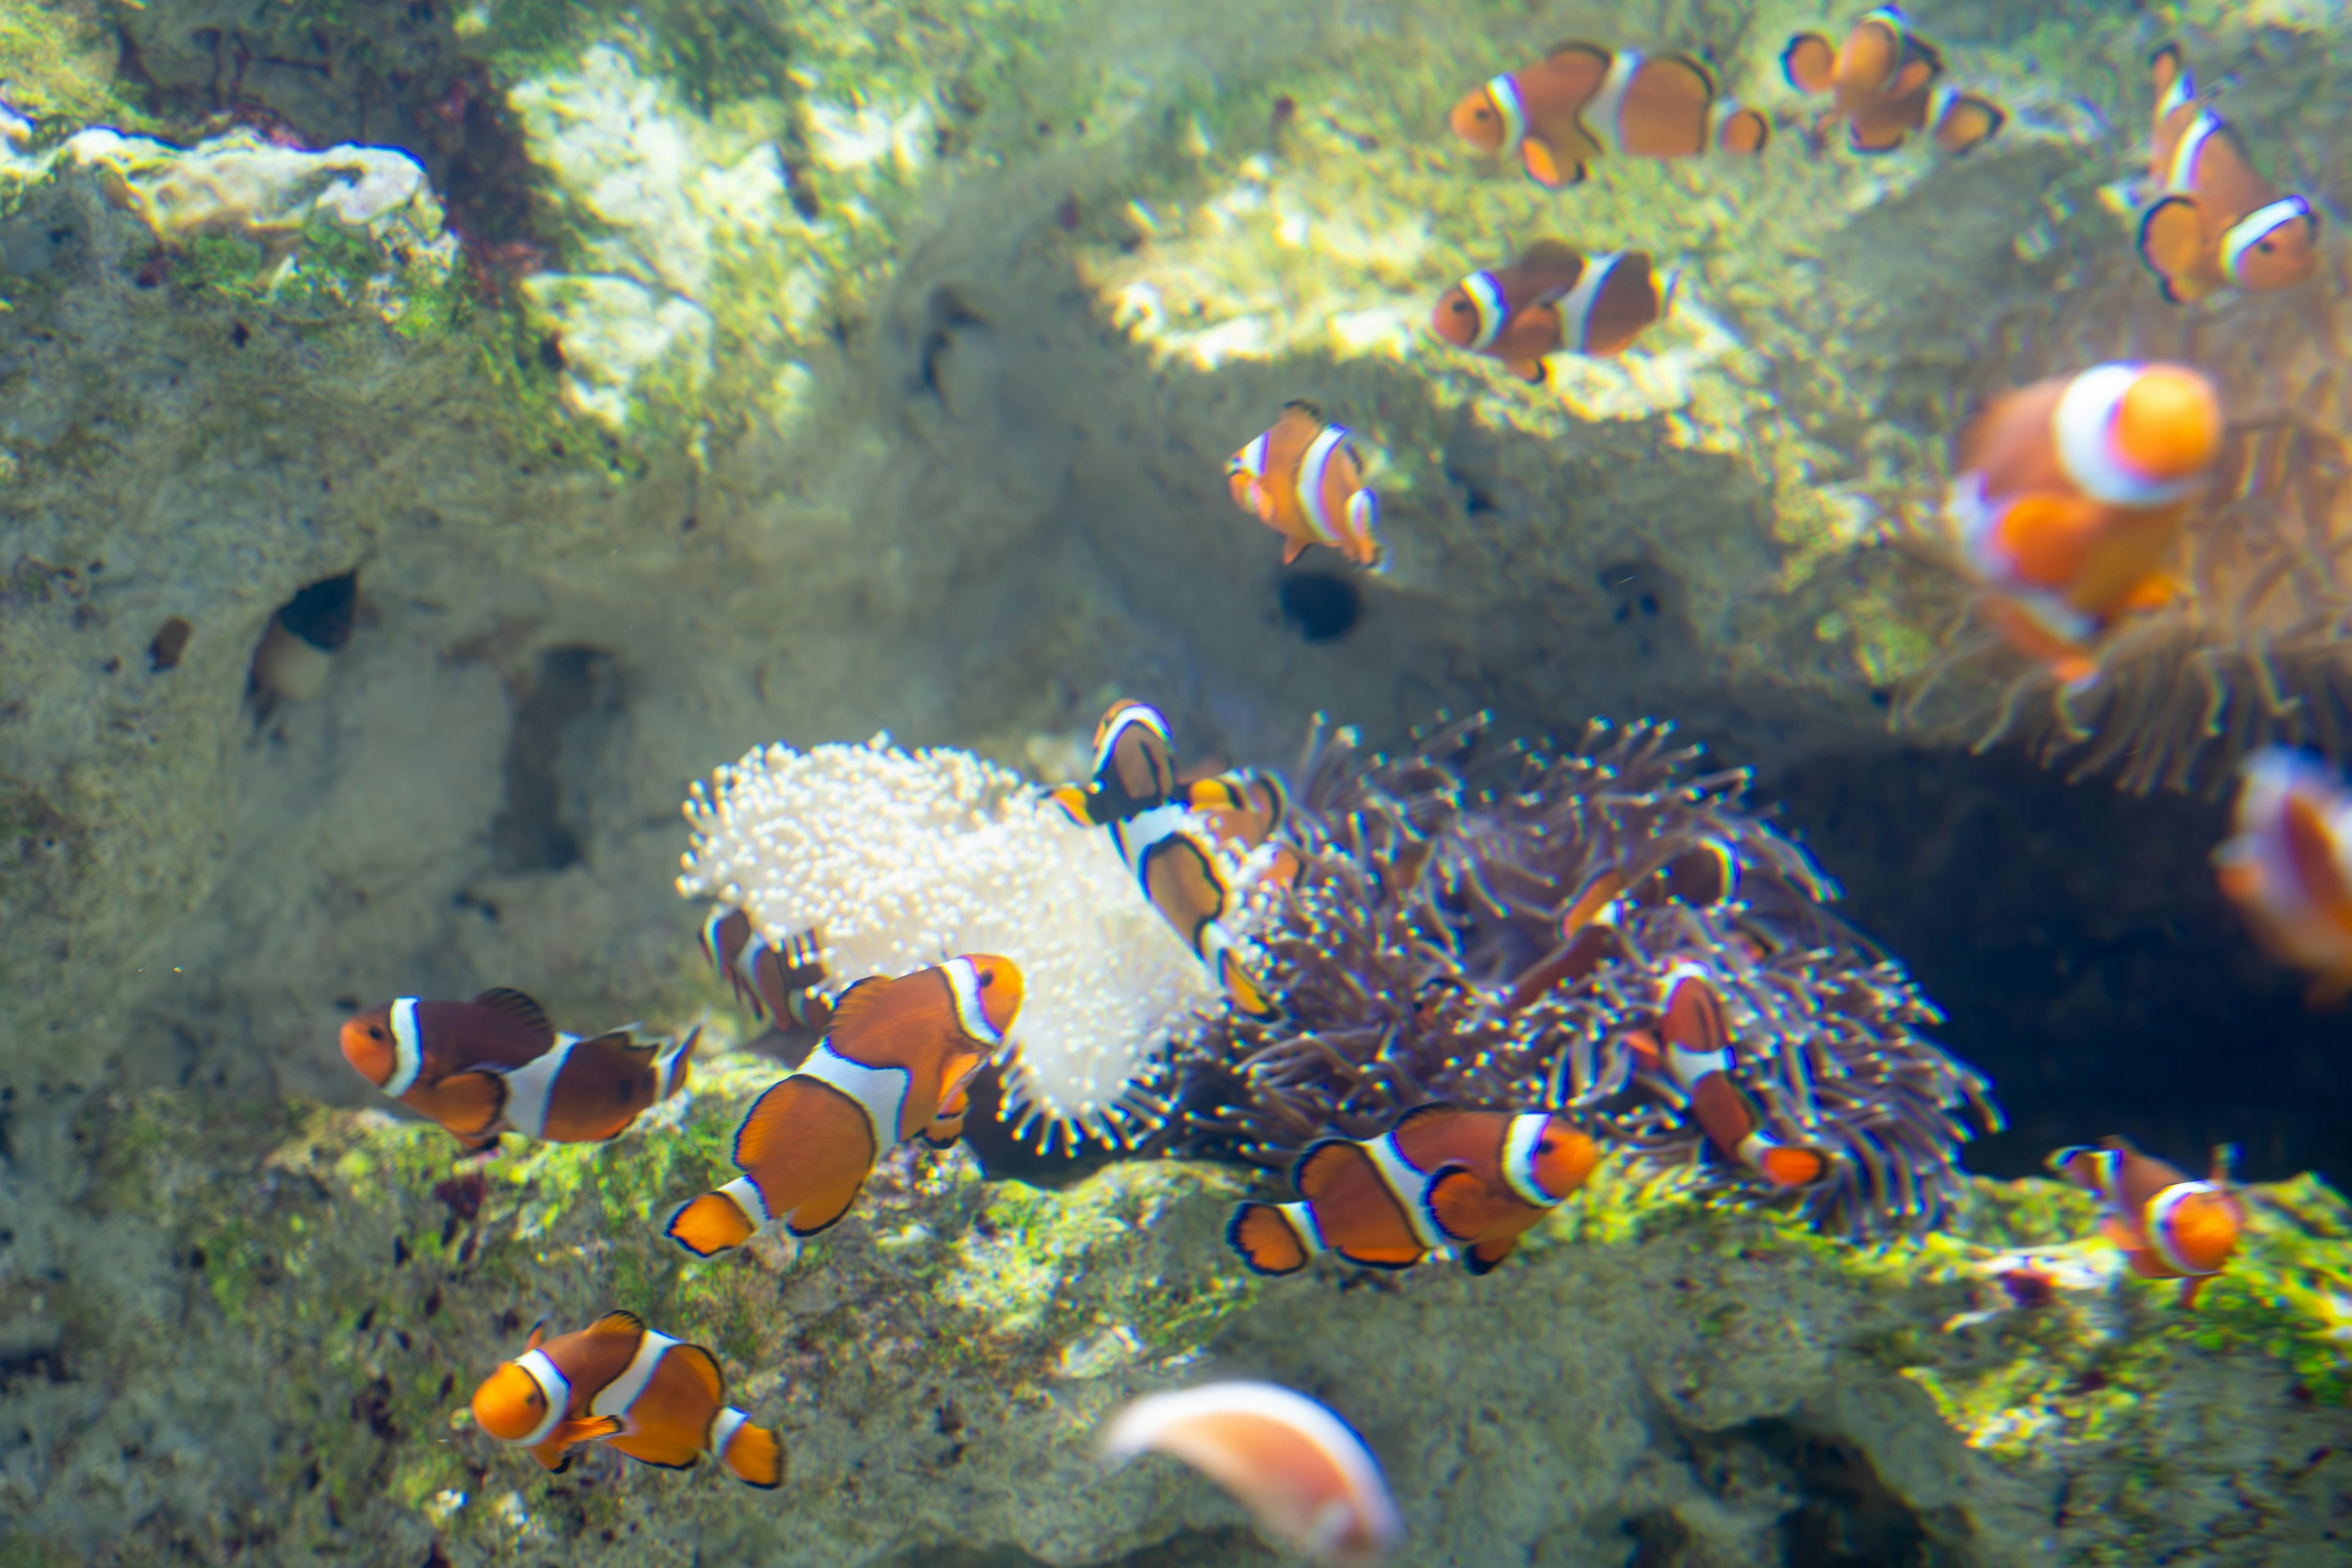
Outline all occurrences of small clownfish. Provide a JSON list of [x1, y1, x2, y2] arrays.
[[2049, 1137, 2245, 1307], [1431, 241, 1665, 385], [1102, 1381, 1401, 1568], [1945, 361, 2222, 689], [339, 990, 695, 1153], [1449, 44, 1768, 190], [2215, 748, 2352, 1005], [1186, 769, 1304, 893], [1506, 838, 1740, 1011], [664, 956, 1022, 1256], [2136, 44, 2321, 306], [700, 907, 833, 1033], [1781, 8, 2004, 157], [470, 1310, 783, 1486], [1228, 1103, 1602, 1276], [1226, 403, 1384, 572], [1627, 965, 1828, 1189], [1047, 698, 1180, 827]]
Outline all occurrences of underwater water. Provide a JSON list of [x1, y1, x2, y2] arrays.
[[7, 0, 2352, 1562]]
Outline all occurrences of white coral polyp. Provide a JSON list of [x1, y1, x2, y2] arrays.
[[677, 736, 1224, 1149]]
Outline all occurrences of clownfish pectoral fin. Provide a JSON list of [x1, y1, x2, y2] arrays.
[[1227, 1200, 1313, 1276], [456, 1129, 503, 1156], [524, 1320, 548, 1351], [784, 1166, 869, 1237], [2136, 195, 2209, 301], [1847, 117, 1909, 156], [470, 986, 558, 1050], [1521, 137, 1583, 189], [435, 1071, 508, 1139], [1781, 33, 1835, 96], [1755, 1142, 1828, 1189], [1461, 1235, 1520, 1275], [1424, 1165, 1506, 1245], [1216, 947, 1281, 1021], [550, 1414, 625, 1449], [1281, 538, 1310, 565]]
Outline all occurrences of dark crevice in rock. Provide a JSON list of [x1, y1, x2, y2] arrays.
[[1672, 1415, 1969, 1568], [490, 644, 620, 874]]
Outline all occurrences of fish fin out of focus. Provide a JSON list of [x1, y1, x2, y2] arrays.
[[1781, 34, 1835, 95]]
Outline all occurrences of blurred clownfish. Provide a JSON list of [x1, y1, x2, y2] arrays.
[[2215, 748, 2352, 1004], [1448, 44, 1768, 190], [340, 989, 695, 1153], [1627, 965, 1828, 1188], [1430, 241, 1666, 384], [1050, 699, 1284, 1018], [1227, 403, 1384, 572], [470, 1310, 783, 1486], [1506, 838, 1739, 1011], [700, 908, 832, 1034], [1103, 1382, 1401, 1567], [2136, 44, 2320, 306], [1186, 768, 1304, 894], [665, 956, 1022, 1256], [2049, 1137, 2244, 1306], [1781, 8, 2004, 157], [1228, 1103, 1601, 1276], [1945, 361, 2222, 688], [1047, 698, 1180, 827]]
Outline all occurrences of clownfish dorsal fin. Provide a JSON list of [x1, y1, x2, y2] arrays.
[[472, 987, 556, 1048], [525, 1319, 548, 1352], [1281, 398, 1327, 423], [823, 974, 894, 1036], [1517, 238, 1583, 281], [670, 1341, 726, 1403], [586, 1309, 647, 1340], [1388, 1101, 1463, 1138], [1544, 40, 1611, 69]]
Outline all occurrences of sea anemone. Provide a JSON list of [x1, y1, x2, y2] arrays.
[[1173, 714, 1999, 1243], [677, 736, 1232, 1152]]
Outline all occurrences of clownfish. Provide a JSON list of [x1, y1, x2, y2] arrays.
[[1448, 44, 1768, 190], [1945, 362, 2222, 688], [1627, 966, 1828, 1188], [665, 956, 1020, 1256], [1186, 769, 1304, 893], [700, 907, 832, 1033], [1506, 838, 1740, 1011], [1102, 1382, 1401, 1568], [2049, 1137, 2245, 1307], [2136, 44, 2320, 306], [339, 990, 695, 1153], [1431, 241, 1665, 384], [2215, 748, 2352, 1005], [1226, 403, 1384, 572], [470, 1310, 783, 1486], [1781, 8, 2004, 157], [1049, 699, 1283, 1019], [1228, 1103, 1602, 1276]]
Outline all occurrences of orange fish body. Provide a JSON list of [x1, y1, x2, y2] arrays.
[[470, 1310, 784, 1486], [1449, 45, 1768, 190], [1049, 699, 1182, 827], [339, 989, 694, 1150], [2215, 749, 2352, 1003], [2050, 1138, 2244, 1306], [2136, 44, 2320, 304], [1430, 241, 1665, 383], [1781, 8, 2003, 157], [1226, 403, 1384, 571], [665, 956, 1023, 1257], [1229, 1104, 1600, 1276], [701, 908, 832, 1033], [1634, 965, 1828, 1188], [1945, 363, 2222, 687]]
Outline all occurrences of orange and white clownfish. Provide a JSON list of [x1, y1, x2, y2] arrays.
[[1047, 698, 1180, 827], [1228, 1103, 1602, 1276], [1430, 242, 1665, 384], [1226, 403, 1384, 572], [1448, 45, 1768, 190], [2136, 44, 2320, 306], [1506, 838, 1739, 1011], [1781, 8, 2004, 157], [1627, 965, 1828, 1188], [699, 907, 832, 1033], [1102, 1381, 1401, 1568], [665, 956, 1021, 1256], [2215, 748, 2352, 1005], [1186, 768, 1304, 893], [470, 1310, 784, 1486], [2049, 1137, 2245, 1307], [1944, 361, 2222, 688], [339, 990, 695, 1152]]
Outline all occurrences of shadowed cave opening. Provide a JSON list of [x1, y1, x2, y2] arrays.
[[490, 645, 622, 874]]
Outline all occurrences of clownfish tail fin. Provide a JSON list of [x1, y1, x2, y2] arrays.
[[1227, 1200, 1315, 1276], [666, 1182, 763, 1257], [718, 1414, 786, 1488]]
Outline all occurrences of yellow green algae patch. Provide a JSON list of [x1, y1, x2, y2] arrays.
[[0, 0, 140, 131]]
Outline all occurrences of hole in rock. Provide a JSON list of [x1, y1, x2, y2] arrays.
[[250, 570, 359, 706], [1278, 571, 1360, 643], [1676, 1416, 1959, 1568], [490, 645, 622, 874]]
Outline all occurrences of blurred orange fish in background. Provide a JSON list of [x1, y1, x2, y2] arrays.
[[1943, 361, 2223, 688], [1102, 1381, 1401, 1566], [2049, 1138, 2245, 1306], [1430, 241, 1666, 383], [1226, 402, 1384, 571], [2135, 43, 2321, 304], [1781, 7, 2003, 157], [1449, 43, 1768, 189], [2216, 748, 2352, 1004]]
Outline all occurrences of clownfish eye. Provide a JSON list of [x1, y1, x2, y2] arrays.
[[1450, 299, 1473, 314], [369, 1025, 388, 1041], [976, 970, 994, 989]]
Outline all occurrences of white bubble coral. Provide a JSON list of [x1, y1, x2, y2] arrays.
[[677, 736, 1221, 1149]]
